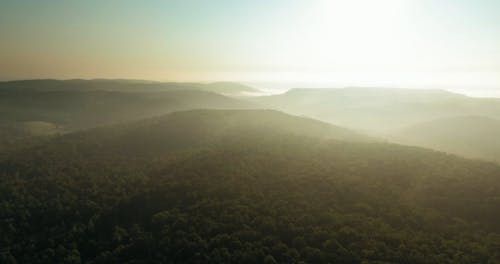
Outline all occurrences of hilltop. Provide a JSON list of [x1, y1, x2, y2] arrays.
[[2, 109, 500, 263]]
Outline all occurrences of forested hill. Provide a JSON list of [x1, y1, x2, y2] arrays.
[[2, 109, 500, 263], [46, 109, 371, 157], [0, 81, 255, 132]]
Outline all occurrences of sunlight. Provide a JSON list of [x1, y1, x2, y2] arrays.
[[289, 0, 412, 70], [4, 1, 500, 262]]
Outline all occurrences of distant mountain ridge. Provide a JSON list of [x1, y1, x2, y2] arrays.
[[0, 79, 259, 96], [4, 80, 500, 165], [0, 80, 258, 131], [252, 87, 500, 132]]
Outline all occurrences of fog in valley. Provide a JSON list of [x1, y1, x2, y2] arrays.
[[2, 1, 500, 263]]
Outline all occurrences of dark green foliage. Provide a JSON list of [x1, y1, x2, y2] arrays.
[[1, 110, 500, 263]]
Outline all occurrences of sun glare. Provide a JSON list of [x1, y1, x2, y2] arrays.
[[288, 0, 411, 70]]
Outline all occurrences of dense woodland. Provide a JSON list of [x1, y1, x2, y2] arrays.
[[2, 109, 500, 263], [3, 0, 500, 261]]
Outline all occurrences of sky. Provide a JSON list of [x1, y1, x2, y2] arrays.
[[1, 0, 500, 95]]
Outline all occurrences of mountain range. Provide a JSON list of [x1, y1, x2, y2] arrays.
[[2, 80, 500, 263]]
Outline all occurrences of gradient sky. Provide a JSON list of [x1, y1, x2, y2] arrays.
[[1, 0, 500, 93]]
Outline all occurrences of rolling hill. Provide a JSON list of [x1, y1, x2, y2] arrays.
[[393, 115, 500, 162], [56, 109, 371, 157], [252, 87, 500, 132], [0, 79, 259, 96], [2, 109, 500, 263], [0, 80, 259, 152], [0, 80, 256, 131]]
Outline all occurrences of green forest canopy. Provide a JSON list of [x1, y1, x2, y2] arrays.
[[2, 109, 500, 263]]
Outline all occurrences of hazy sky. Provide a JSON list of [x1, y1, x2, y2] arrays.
[[1, 0, 500, 93]]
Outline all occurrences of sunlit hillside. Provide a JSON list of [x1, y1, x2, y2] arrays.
[[2, 0, 500, 263]]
